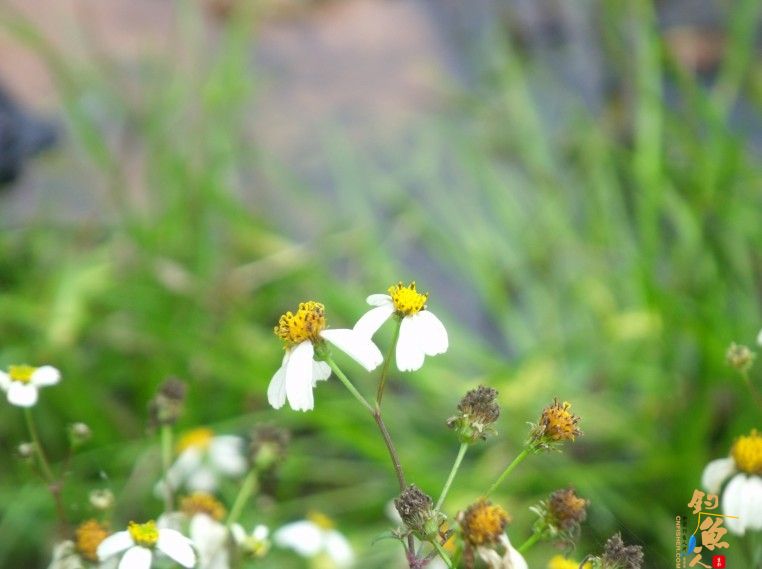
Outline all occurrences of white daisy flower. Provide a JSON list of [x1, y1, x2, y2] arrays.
[[268, 301, 383, 411], [97, 520, 195, 569], [702, 429, 762, 535], [158, 428, 247, 495], [354, 282, 448, 372], [231, 523, 270, 558], [0, 364, 60, 407], [274, 512, 354, 568]]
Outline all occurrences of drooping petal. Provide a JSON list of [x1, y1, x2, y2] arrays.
[[505, 538, 528, 569], [0, 371, 9, 391], [190, 514, 228, 569], [395, 317, 425, 372], [320, 328, 383, 372], [274, 520, 323, 557], [701, 458, 736, 494], [325, 530, 354, 568], [415, 310, 449, 356], [7, 382, 39, 407], [268, 351, 290, 409], [744, 476, 762, 531], [353, 305, 395, 338], [366, 294, 393, 306], [157, 529, 196, 568], [312, 361, 332, 385], [723, 474, 747, 535], [285, 341, 316, 412], [253, 525, 269, 540], [209, 436, 247, 476], [31, 365, 61, 386], [118, 546, 152, 569], [97, 532, 134, 560]]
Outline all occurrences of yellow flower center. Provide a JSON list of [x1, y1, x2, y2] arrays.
[[307, 511, 335, 530], [75, 519, 109, 562], [548, 555, 592, 569], [176, 427, 214, 453], [8, 365, 35, 383], [128, 521, 159, 548], [461, 500, 509, 546], [274, 301, 326, 347], [180, 492, 227, 521], [540, 399, 581, 442], [388, 282, 428, 316], [731, 430, 762, 475]]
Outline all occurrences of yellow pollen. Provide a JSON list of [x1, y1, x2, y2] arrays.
[[8, 365, 36, 383], [548, 555, 592, 569], [540, 399, 581, 442], [307, 511, 335, 530], [176, 427, 214, 453], [180, 492, 227, 521], [128, 521, 159, 548], [461, 500, 509, 546], [75, 519, 109, 562], [731, 429, 762, 475], [274, 301, 326, 346], [388, 282, 428, 316]]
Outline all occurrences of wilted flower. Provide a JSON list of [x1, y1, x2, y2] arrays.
[[529, 399, 582, 450], [458, 500, 510, 547], [232, 523, 270, 558], [0, 364, 60, 407], [598, 533, 644, 569], [447, 386, 500, 443], [530, 487, 588, 546], [394, 484, 443, 540], [269, 301, 383, 411], [97, 520, 195, 569], [726, 342, 755, 373], [248, 424, 289, 471], [702, 429, 762, 534], [148, 378, 187, 428], [274, 512, 354, 568], [75, 520, 109, 562], [354, 282, 448, 372]]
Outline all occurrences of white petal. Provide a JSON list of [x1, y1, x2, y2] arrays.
[[166, 448, 203, 489], [7, 382, 39, 407], [701, 458, 736, 494], [187, 466, 218, 492], [0, 371, 9, 391], [312, 361, 332, 385], [157, 529, 196, 568], [274, 521, 323, 557], [253, 524, 269, 540], [209, 436, 247, 476], [353, 305, 395, 338], [285, 341, 316, 412], [231, 523, 246, 544], [395, 317, 425, 372], [31, 365, 61, 386], [320, 328, 383, 371], [156, 512, 184, 531], [744, 476, 762, 531], [118, 546, 151, 569], [190, 514, 228, 566], [97, 532, 134, 560], [267, 352, 289, 409], [325, 530, 354, 567], [415, 311, 449, 356], [366, 294, 392, 307], [723, 474, 747, 535], [506, 542, 528, 569]]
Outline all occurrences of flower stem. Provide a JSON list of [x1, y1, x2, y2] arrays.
[[435, 443, 468, 510], [484, 446, 533, 497], [518, 530, 542, 553], [376, 317, 402, 406], [24, 408, 68, 529], [431, 540, 454, 569], [740, 370, 762, 409], [326, 359, 374, 413], [160, 424, 174, 512], [227, 470, 259, 527]]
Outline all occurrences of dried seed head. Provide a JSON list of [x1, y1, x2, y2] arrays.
[[249, 424, 290, 471], [547, 487, 588, 531], [394, 484, 442, 540], [600, 533, 644, 569], [727, 342, 755, 373], [148, 378, 187, 428], [447, 386, 500, 444], [458, 499, 510, 547]]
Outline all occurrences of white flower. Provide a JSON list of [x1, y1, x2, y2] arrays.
[[189, 513, 229, 569], [47, 541, 84, 569], [231, 523, 270, 558], [354, 282, 448, 372], [269, 301, 383, 411], [274, 514, 354, 568], [158, 429, 247, 495], [97, 521, 195, 569], [702, 429, 762, 535], [0, 364, 60, 407], [476, 535, 528, 569]]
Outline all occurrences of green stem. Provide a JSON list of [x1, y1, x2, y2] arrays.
[[740, 370, 762, 409], [517, 531, 542, 554], [24, 408, 67, 529], [227, 470, 259, 527], [435, 443, 468, 510], [160, 425, 174, 512], [431, 540, 454, 569], [376, 317, 402, 406], [485, 446, 533, 497], [326, 359, 374, 413]]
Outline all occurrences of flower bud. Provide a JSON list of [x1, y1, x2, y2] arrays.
[[394, 484, 443, 540], [249, 424, 289, 472], [148, 378, 187, 428], [69, 422, 92, 445], [17, 442, 36, 460], [89, 489, 115, 511], [726, 342, 755, 373], [447, 386, 500, 444]]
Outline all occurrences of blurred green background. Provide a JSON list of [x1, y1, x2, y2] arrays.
[[1, 0, 761, 567]]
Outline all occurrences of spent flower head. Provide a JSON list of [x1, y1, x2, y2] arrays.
[[530, 398, 582, 451], [180, 492, 226, 521], [0, 364, 60, 407], [530, 487, 588, 546], [75, 519, 109, 562], [726, 342, 755, 373], [596, 533, 644, 569], [458, 499, 510, 547], [148, 377, 187, 428], [447, 385, 500, 444], [394, 484, 443, 541], [69, 422, 92, 446], [89, 489, 115, 511], [249, 424, 290, 471]]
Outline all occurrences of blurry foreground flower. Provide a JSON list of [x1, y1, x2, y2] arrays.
[[269, 301, 383, 411], [530, 487, 588, 545], [529, 399, 582, 451], [726, 342, 755, 373], [354, 282, 448, 372], [702, 429, 762, 534], [595, 533, 644, 569], [274, 512, 354, 568], [90, 489, 115, 511], [0, 364, 60, 407], [75, 519, 109, 562], [148, 378, 187, 428], [448, 385, 500, 443], [232, 523, 270, 558], [458, 499, 527, 569], [97, 520, 195, 568], [548, 555, 591, 569]]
